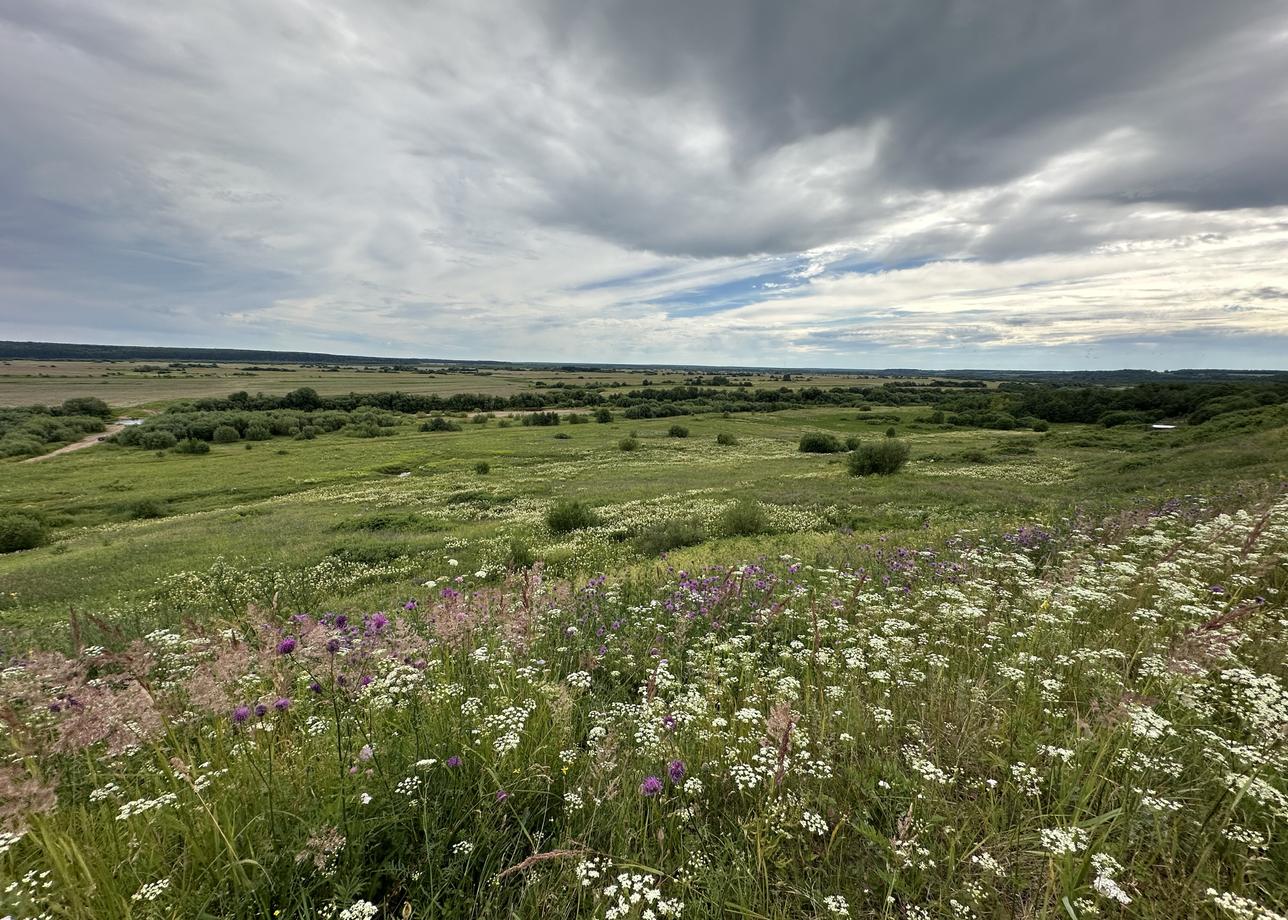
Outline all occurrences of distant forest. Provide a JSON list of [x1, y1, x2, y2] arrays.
[[2, 340, 1284, 385]]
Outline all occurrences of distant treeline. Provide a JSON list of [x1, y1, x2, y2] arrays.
[[0, 341, 415, 365]]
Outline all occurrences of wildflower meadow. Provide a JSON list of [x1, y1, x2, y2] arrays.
[[2, 487, 1285, 918]]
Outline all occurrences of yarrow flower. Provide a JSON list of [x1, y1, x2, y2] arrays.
[[640, 776, 664, 797], [1040, 826, 1089, 856]]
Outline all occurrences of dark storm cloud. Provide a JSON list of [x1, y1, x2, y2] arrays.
[[530, 0, 1288, 257]]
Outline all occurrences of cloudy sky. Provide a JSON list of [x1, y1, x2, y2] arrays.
[[2, 1, 1287, 369]]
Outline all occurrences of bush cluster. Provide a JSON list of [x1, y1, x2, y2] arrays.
[[798, 432, 845, 453], [847, 439, 911, 475]]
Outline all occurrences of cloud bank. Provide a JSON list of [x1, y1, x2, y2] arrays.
[[2, 0, 1286, 368]]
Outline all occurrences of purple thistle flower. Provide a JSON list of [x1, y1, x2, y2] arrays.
[[232, 705, 250, 724], [276, 637, 297, 655], [359, 674, 373, 688], [640, 776, 663, 797], [326, 637, 341, 654], [334, 615, 348, 629], [446, 755, 462, 768], [274, 697, 291, 712], [308, 681, 322, 694], [358, 744, 374, 762], [661, 714, 677, 732], [370, 613, 389, 631], [254, 703, 268, 718], [496, 789, 509, 802], [668, 760, 686, 783], [404, 599, 418, 611]]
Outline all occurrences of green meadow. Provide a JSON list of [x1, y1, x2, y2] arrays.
[[1, 369, 1286, 919]]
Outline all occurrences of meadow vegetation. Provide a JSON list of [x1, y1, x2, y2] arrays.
[[1, 365, 1286, 919]]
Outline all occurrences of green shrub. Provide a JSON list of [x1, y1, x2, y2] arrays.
[[126, 498, 167, 520], [553, 431, 572, 439], [885, 426, 898, 438], [474, 461, 490, 475], [59, 396, 112, 419], [546, 499, 598, 534], [633, 518, 706, 556], [471, 413, 490, 425], [595, 408, 614, 423], [848, 439, 911, 475], [521, 412, 560, 427], [0, 513, 47, 553], [799, 432, 844, 453], [1032, 420, 1050, 432], [138, 430, 178, 450], [567, 413, 589, 424], [668, 424, 689, 438], [421, 417, 462, 432], [505, 536, 536, 570], [212, 425, 241, 443], [497, 420, 513, 428], [0, 436, 46, 458], [844, 435, 860, 451], [174, 437, 210, 454], [618, 436, 640, 452], [294, 426, 317, 440], [245, 424, 271, 441], [716, 432, 738, 446], [719, 498, 770, 537]]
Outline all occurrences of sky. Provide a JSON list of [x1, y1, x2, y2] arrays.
[[2, 1, 1287, 370]]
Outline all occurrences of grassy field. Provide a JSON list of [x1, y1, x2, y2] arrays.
[[4, 399, 1283, 643], [1, 375, 1286, 919]]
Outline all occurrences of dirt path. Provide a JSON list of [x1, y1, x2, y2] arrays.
[[23, 424, 125, 462]]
